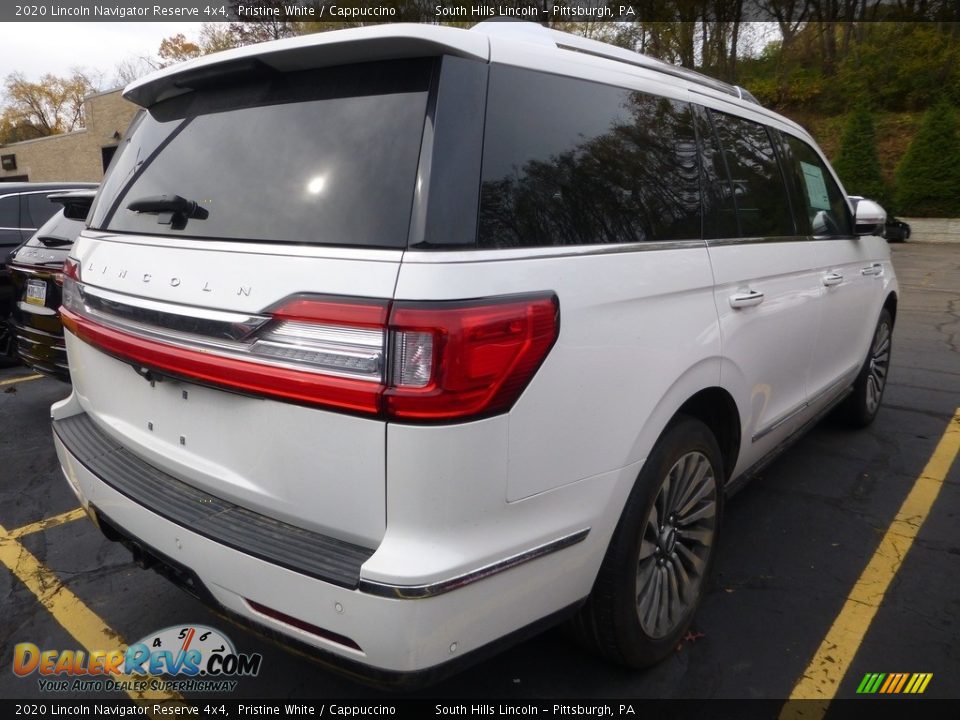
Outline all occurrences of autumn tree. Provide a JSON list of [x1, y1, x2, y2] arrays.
[[157, 33, 203, 65], [157, 24, 247, 67], [113, 56, 160, 87], [0, 70, 99, 143]]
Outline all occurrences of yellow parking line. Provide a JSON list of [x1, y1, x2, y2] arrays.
[[0, 373, 43, 387], [0, 521, 183, 709], [9, 508, 87, 539], [782, 408, 960, 715]]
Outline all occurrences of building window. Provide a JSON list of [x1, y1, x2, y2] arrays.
[[101, 145, 118, 173]]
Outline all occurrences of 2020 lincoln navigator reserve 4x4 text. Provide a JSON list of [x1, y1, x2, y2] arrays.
[[52, 21, 898, 684]]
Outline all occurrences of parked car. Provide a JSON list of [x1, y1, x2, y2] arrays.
[[51, 22, 898, 685], [885, 216, 911, 242], [8, 190, 97, 381], [0, 181, 98, 365]]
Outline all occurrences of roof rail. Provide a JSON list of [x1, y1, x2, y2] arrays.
[[471, 18, 556, 46], [473, 20, 761, 107]]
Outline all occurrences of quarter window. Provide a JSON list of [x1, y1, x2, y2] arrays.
[[0, 195, 18, 228], [22, 193, 59, 229], [478, 66, 701, 248]]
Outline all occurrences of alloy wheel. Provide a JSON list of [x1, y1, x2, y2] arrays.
[[866, 321, 891, 414], [636, 451, 717, 639]]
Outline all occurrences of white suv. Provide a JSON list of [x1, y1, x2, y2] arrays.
[[52, 22, 898, 684]]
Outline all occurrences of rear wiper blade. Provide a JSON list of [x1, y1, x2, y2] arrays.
[[36, 235, 74, 247], [126, 194, 209, 229]]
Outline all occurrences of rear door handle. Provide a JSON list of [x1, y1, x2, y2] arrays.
[[861, 263, 883, 276], [822, 272, 844, 287], [729, 289, 765, 309]]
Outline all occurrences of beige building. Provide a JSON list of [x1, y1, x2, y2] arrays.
[[0, 89, 139, 183]]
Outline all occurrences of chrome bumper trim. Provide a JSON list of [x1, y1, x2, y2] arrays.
[[358, 528, 590, 599]]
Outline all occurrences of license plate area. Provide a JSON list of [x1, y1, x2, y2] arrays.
[[25, 278, 47, 306], [68, 339, 388, 546]]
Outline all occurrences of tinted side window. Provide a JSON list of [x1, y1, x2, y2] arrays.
[[694, 107, 739, 239], [478, 66, 701, 248], [709, 110, 795, 238], [782, 135, 853, 237], [22, 193, 59, 229], [0, 195, 18, 227]]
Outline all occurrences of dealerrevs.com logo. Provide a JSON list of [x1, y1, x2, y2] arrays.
[[12, 625, 262, 693]]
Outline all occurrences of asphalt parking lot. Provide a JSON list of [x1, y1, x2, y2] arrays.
[[1, 242, 957, 703]]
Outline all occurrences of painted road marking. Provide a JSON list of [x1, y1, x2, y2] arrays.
[[0, 520, 183, 708], [783, 408, 960, 715], [8, 508, 86, 539], [0, 373, 43, 387]]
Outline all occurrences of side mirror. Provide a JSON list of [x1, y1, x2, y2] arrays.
[[852, 198, 886, 236]]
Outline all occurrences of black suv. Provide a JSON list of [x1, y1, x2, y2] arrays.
[[0, 182, 97, 364], [9, 190, 97, 380]]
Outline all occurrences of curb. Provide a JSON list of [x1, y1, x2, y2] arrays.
[[899, 218, 960, 244]]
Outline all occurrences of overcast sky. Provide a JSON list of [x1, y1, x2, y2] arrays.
[[0, 22, 205, 90]]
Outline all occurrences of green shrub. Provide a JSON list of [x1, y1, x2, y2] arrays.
[[832, 105, 889, 207], [894, 100, 960, 216]]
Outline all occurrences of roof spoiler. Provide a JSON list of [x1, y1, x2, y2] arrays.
[[123, 24, 489, 108], [47, 190, 98, 220]]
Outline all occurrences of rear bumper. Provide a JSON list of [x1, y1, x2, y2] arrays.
[[54, 413, 375, 588], [53, 403, 614, 677], [9, 267, 68, 379], [84, 504, 584, 689], [14, 320, 69, 381]]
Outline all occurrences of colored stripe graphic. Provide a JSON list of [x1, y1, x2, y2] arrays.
[[879, 674, 895, 693], [856, 673, 932, 694], [893, 674, 909, 693]]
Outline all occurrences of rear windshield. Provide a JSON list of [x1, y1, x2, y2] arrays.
[[27, 211, 86, 248], [90, 59, 433, 249]]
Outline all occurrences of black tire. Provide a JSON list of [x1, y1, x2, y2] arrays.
[[841, 308, 893, 428], [567, 415, 723, 668], [0, 315, 20, 368]]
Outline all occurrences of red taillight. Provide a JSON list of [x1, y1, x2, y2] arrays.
[[63, 257, 80, 281], [54, 257, 80, 288], [385, 295, 559, 421], [63, 287, 559, 423], [268, 295, 388, 327], [61, 306, 386, 413], [60, 258, 81, 312]]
